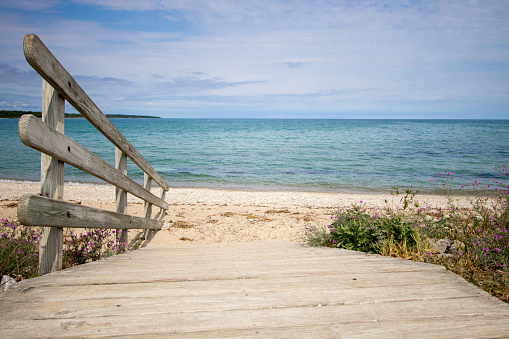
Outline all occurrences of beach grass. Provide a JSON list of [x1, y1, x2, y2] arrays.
[[305, 166, 509, 303]]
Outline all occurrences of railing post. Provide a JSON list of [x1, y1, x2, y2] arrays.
[[144, 173, 153, 240], [115, 147, 128, 246], [159, 189, 167, 217], [39, 79, 65, 275]]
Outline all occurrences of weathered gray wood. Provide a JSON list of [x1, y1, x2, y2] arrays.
[[144, 173, 153, 219], [18, 114, 168, 210], [23, 34, 169, 191], [152, 188, 167, 221], [158, 188, 167, 219], [1, 242, 509, 338], [115, 147, 128, 244], [17, 194, 163, 230], [38, 80, 65, 275], [40, 80, 64, 200], [143, 173, 155, 241]]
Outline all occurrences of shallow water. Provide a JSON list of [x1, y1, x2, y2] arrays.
[[1, 118, 508, 193]]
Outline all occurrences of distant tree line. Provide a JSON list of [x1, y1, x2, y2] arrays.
[[0, 110, 160, 119]]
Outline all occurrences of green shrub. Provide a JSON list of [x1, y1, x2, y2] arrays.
[[307, 203, 419, 255], [329, 205, 383, 253]]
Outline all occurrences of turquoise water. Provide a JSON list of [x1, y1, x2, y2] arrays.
[[1, 118, 508, 193]]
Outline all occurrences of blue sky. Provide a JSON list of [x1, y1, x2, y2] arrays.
[[1, 0, 508, 119]]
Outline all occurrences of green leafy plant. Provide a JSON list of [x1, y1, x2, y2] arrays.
[[329, 205, 382, 253], [303, 225, 333, 247], [306, 202, 419, 256], [391, 186, 419, 210], [329, 205, 419, 254]]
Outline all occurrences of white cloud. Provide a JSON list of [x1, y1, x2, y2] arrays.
[[0, 0, 508, 117]]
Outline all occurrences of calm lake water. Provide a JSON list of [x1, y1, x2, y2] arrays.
[[1, 118, 508, 194]]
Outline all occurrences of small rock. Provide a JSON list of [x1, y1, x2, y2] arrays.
[[1, 275, 17, 293], [447, 240, 464, 254], [433, 238, 464, 255]]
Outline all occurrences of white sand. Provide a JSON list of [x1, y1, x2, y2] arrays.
[[0, 181, 471, 245]]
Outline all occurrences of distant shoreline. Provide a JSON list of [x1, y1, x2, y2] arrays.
[[0, 110, 160, 119]]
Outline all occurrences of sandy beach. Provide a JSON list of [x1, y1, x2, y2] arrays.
[[0, 182, 471, 245]]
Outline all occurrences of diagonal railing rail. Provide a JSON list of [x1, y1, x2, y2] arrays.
[[17, 34, 169, 275]]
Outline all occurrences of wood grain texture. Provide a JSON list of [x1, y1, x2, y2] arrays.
[[115, 148, 128, 244], [23, 33, 169, 191], [38, 80, 65, 275], [17, 194, 163, 230], [40, 80, 64, 200], [144, 173, 155, 241], [159, 189, 167, 219], [143, 173, 153, 219], [1, 242, 508, 338], [18, 114, 168, 210]]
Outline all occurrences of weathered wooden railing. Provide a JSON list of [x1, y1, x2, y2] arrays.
[[16, 34, 169, 275]]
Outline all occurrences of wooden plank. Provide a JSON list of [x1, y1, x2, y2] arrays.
[[10, 257, 449, 288], [115, 147, 128, 244], [38, 79, 65, 275], [23, 34, 169, 191], [1, 313, 508, 338], [18, 114, 168, 210], [1, 288, 504, 328], [6, 275, 488, 308], [17, 194, 163, 230], [0, 270, 475, 300]]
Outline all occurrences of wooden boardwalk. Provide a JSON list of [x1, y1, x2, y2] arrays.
[[2, 241, 509, 338]]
